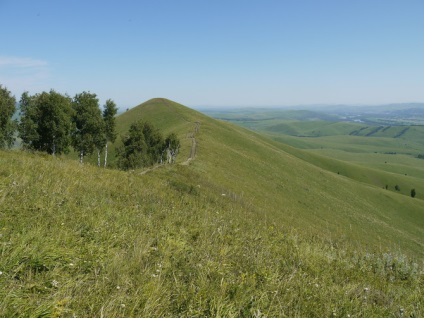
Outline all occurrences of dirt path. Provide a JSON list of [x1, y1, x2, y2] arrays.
[[181, 121, 200, 165]]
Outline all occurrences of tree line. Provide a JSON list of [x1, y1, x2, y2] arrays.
[[0, 84, 180, 170]]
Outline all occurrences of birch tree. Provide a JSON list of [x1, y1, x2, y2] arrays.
[[102, 99, 118, 168], [117, 120, 148, 170], [71, 92, 104, 164], [18, 92, 38, 150], [18, 90, 73, 155], [164, 132, 180, 163], [141, 121, 164, 166], [0, 84, 17, 149]]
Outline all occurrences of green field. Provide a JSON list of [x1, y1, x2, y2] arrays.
[[1, 99, 423, 316], [204, 108, 424, 200]]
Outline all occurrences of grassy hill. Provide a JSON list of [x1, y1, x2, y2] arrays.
[[1, 98, 423, 317], [204, 109, 424, 202]]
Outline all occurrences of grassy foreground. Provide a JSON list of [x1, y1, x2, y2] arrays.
[[0, 150, 423, 317]]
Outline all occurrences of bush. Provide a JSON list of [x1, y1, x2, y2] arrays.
[[411, 189, 416, 198]]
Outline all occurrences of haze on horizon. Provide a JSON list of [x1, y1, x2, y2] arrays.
[[1, 0, 423, 109]]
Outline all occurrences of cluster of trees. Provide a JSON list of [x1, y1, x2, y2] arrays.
[[17, 89, 118, 167], [0, 84, 180, 170], [117, 120, 180, 170], [386, 184, 417, 198], [1, 84, 117, 167]]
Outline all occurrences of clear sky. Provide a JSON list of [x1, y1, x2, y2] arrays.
[[1, 0, 423, 109]]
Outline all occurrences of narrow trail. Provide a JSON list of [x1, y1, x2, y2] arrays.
[[139, 164, 162, 175], [181, 121, 200, 166], [160, 98, 201, 166]]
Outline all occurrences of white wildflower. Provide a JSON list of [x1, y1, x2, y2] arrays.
[[51, 280, 59, 287]]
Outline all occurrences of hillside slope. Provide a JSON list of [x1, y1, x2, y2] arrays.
[[115, 99, 424, 258], [1, 151, 422, 317], [1, 98, 423, 316]]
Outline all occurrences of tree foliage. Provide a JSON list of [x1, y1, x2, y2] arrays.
[[18, 90, 73, 155], [117, 121, 149, 170], [103, 99, 118, 144], [103, 99, 118, 167], [0, 84, 17, 149], [117, 121, 180, 170], [411, 189, 416, 198], [71, 92, 104, 163], [165, 132, 180, 163]]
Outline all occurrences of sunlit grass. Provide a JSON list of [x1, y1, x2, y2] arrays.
[[1, 99, 424, 316], [1, 150, 422, 316]]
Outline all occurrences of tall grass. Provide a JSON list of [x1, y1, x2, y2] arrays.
[[0, 150, 423, 317]]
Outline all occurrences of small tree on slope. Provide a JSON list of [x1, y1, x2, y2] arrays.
[[411, 189, 416, 198]]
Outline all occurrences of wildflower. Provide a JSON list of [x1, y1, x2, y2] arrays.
[[69, 263, 74, 267], [51, 280, 59, 287], [116, 286, 121, 290], [0, 271, 3, 275], [121, 303, 125, 308], [364, 287, 369, 292]]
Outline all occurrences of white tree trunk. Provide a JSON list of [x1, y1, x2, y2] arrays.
[[97, 149, 101, 167], [80, 150, 83, 164], [104, 143, 108, 168]]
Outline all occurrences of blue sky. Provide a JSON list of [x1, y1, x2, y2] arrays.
[[1, 0, 423, 109]]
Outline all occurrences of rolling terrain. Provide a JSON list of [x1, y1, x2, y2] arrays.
[[1, 99, 423, 316], [204, 108, 424, 200]]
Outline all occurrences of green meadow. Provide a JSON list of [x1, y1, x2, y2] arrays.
[[206, 108, 424, 200], [1, 99, 423, 317]]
